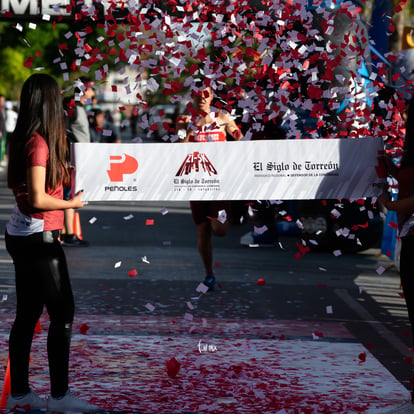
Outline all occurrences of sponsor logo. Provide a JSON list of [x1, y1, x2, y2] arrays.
[[104, 185, 138, 192], [107, 154, 138, 182], [176, 152, 217, 176]]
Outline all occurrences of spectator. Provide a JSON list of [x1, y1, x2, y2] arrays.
[[89, 108, 121, 143], [62, 77, 95, 247], [5, 73, 98, 412]]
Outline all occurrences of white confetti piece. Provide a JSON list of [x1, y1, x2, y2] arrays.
[[376, 266, 386, 275], [217, 209, 227, 224], [145, 303, 155, 312], [123, 214, 134, 221], [254, 225, 268, 235], [89, 217, 97, 224], [186, 301, 194, 310], [202, 318, 208, 327], [196, 283, 209, 294], [141, 256, 150, 264], [296, 219, 304, 229], [326, 306, 333, 314], [2, 294, 7, 301], [114, 261, 122, 268], [333, 250, 342, 257], [318, 267, 327, 272], [160, 208, 168, 215], [183, 313, 193, 322], [330, 209, 341, 218]]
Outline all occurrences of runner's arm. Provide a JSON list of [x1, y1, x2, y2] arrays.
[[221, 112, 243, 141]]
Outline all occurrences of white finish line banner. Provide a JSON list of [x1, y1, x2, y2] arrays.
[[72, 138, 385, 202]]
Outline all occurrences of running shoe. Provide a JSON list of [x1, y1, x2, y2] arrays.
[[61, 234, 90, 247], [47, 390, 99, 412], [203, 274, 216, 291], [6, 389, 47, 411], [240, 230, 278, 247]]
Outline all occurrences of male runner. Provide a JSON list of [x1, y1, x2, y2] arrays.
[[178, 83, 243, 290]]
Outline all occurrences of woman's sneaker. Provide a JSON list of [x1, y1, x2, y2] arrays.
[[47, 391, 99, 412], [6, 389, 47, 411]]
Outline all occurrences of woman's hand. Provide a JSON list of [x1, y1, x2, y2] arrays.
[[69, 190, 86, 209]]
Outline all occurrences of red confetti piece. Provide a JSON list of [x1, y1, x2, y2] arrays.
[[166, 357, 180, 378], [79, 323, 89, 335], [23, 57, 34, 68], [358, 352, 366, 363], [388, 221, 398, 230], [145, 219, 154, 225], [128, 269, 138, 278], [257, 279, 266, 286]]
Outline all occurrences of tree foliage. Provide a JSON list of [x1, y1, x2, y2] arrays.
[[0, 47, 31, 99]]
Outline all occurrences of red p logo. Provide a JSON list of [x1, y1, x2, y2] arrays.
[[107, 154, 139, 182]]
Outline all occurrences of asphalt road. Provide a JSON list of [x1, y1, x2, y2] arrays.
[[0, 161, 413, 413]]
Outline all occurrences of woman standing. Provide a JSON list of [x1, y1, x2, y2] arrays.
[[5, 74, 98, 412]]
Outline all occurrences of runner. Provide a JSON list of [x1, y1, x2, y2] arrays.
[[177, 81, 243, 290]]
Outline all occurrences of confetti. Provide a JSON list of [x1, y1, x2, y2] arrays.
[[217, 209, 227, 224], [79, 323, 89, 335], [146, 219, 155, 226], [145, 303, 155, 312], [183, 313, 193, 322], [123, 214, 134, 221], [358, 352, 367, 363], [89, 217, 97, 224], [128, 269, 138, 278], [160, 208, 168, 215], [376, 266, 386, 275], [114, 261, 122, 268], [254, 225, 268, 235], [166, 357, 180, 378], [257, 278, 266, 286], [141, 256, 150, 264], [196, 283, 209, 294]]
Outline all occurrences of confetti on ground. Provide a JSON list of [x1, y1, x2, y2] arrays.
[[0, 315, 408, 413], [128, 269, 138, 278], [141, 256, 150, 264]]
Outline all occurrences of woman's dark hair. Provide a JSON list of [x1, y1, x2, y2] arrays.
[[8, 74, 68, 189]]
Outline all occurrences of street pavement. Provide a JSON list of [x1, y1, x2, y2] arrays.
[[0, 161, 413, 413]]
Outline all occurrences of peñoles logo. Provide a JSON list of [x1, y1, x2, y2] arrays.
[[176, 152, 217, 176], [107, 154, 138, 182]]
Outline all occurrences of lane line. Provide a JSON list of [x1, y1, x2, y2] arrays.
[[335, 288, 411, 357]]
